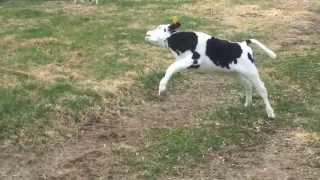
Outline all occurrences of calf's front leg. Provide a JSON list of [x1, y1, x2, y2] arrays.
[[159, 58, 193, 96]]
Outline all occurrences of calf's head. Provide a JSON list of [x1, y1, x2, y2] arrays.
[[145, 21, 181, 47]]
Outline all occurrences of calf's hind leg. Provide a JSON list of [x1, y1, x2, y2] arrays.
[[239, 66, 275, 118], [249, 74, 275, 118]]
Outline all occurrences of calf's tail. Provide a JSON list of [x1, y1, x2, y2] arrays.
[[246, 39, 277, 59]]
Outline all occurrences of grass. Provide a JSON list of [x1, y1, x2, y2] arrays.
[[0, 8, 49, 19], [278, 54, 320, 92], [129, 106, 268, 178], [19, 26, 53, 39], [104, 0, 192, 7], [0, 0, 47, 7], [276, 54, 320, 132], [0, 0, 196, 144], [0, 76, 100, 142], [225, 0, 275, 8], [136, 69, 188, 101], [126, 68, 320, 178], [0, 81, 48, 139]]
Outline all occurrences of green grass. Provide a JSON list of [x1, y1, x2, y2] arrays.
[[0, 0, 47, 7], [279, 55, 320, 92], [132, 128, 225, 178], [0, 0, 202, 78], [7, 43, 68, 69], [0, 77, 100, 140], [0, 0, 200, 146], [136, 69, 188, 101], [0, 8, 49, 19], [136, 70, 165, 100], [18, 26, 53, 39], [276, 54, 320, 132], [0, 81, 48, 139]]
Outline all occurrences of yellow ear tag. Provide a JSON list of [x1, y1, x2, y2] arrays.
[[171, 16, 179, 24]]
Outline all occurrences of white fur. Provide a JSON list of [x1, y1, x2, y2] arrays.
[[145, 24, 276, 118], [250, 39, 277, 59]]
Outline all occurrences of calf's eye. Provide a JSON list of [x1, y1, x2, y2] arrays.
[[164, 29, 167, 32]]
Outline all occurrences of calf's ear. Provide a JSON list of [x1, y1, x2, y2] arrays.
[[169, 16, 181, 32], [169, 22, 181, 30], [169, 22, 181, 31]]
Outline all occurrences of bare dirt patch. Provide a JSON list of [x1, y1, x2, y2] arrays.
[[121, 73, 235, 131], [0, 144, 37, 179], [179, 129, 320, 180], [33, 113, 119, 179]]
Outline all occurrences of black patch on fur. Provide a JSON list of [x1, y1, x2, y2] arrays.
[[167, 32, 198, 55], [188, 61, 200, 69], [192, 51, 200, 59], [188, 51, 201, 69], [188, 64, 200, 69], [248, 53, 254, 63], [234, 59, 238, 64], [167, 32, 201, 69], [246, 39, 252, 44], [205, 37, 243, 69]]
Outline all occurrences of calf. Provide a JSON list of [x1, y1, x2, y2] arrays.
[[145, 20, 277, 118]]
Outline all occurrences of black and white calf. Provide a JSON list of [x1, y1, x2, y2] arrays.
[[145, 21, 277, 118]]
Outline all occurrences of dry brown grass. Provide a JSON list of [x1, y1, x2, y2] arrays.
[[22, 37, 60, 46], [0, 18, 39, 30], [39, 1, 117, 15], [179, 0, 318, 52], [294, 130, 320, 143], [0, 73, 20, 88], [30, 64, 67, 84]]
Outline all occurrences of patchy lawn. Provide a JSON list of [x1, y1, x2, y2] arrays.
[[0, 0, 319, 179]]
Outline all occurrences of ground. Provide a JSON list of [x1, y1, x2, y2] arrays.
[[0, 0, 319, 179]]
